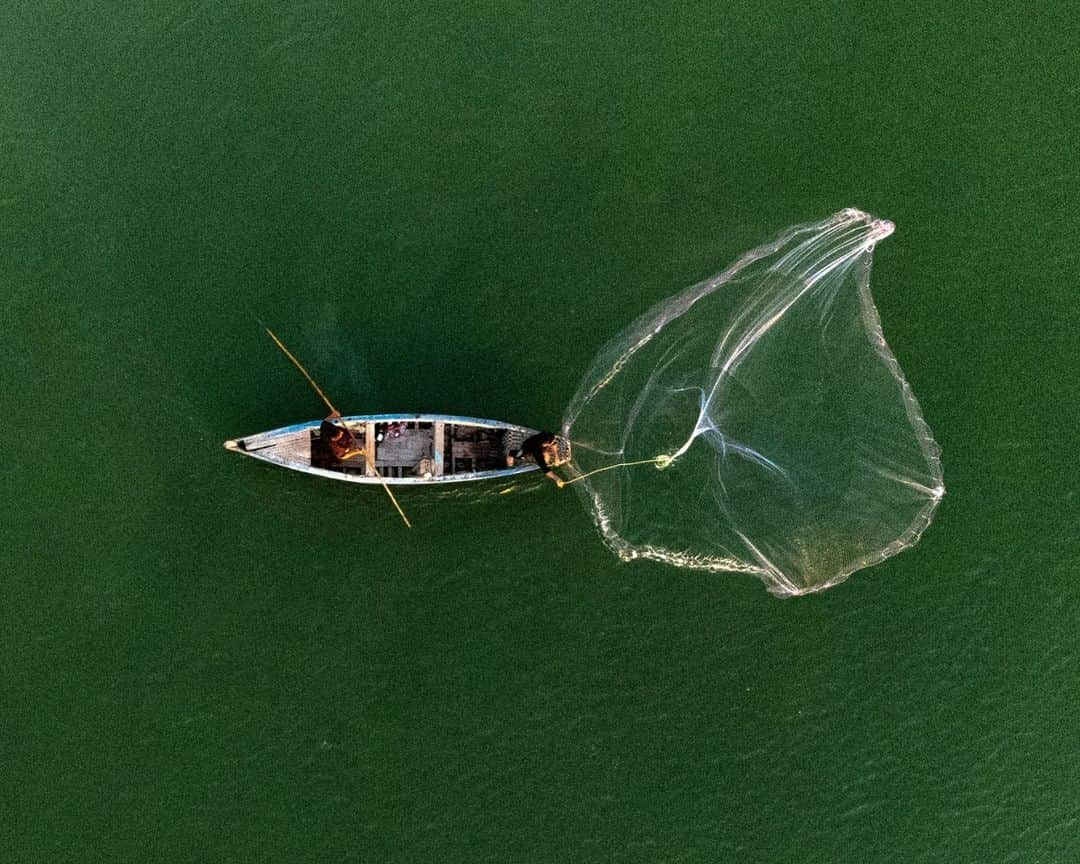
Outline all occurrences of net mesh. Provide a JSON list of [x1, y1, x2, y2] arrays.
[[562, 209, 944, 596]]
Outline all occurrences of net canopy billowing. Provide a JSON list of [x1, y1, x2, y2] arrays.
[[562, 209, 944, 597]]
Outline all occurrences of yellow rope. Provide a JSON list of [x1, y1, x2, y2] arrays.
[[560, 455, 671, 486], [264, 328, 412, 528]]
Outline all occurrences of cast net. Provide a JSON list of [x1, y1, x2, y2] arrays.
[[561, 209, 944, 596]]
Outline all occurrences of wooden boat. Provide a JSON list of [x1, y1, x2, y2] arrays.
[[224, 413, 552, 485]]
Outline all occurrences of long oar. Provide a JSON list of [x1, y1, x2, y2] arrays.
[[265, 327, 339, 415], [265, 327, 412, 528]]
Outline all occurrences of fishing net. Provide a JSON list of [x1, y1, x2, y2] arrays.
[[562, 209, 944, 596]]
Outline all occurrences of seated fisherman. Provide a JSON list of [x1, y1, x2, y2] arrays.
[[508, 431, 568, 487], [319, 412, 365, 461]]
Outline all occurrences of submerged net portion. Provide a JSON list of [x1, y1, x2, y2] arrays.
[[562, 209, 944, 596]]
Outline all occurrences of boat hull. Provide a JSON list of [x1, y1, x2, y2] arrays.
[[224, 413, 542, 485]]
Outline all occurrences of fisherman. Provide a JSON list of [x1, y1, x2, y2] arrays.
[[508, 431, 568, 487], [319, 412, 365, 461]]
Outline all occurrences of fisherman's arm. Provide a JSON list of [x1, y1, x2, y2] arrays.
[[544, 468, 565, 488]]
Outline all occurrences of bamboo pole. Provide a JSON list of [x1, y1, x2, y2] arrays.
[[265, 328, 412, 528]]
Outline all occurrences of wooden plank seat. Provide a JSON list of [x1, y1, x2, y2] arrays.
[[450, 436, 505, 472]]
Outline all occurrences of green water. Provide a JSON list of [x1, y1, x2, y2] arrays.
[[3, 3, 1078, 861]]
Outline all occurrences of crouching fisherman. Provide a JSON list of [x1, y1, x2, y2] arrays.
[[508, 431, 571, 487], [319, 411, 365, 461]]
